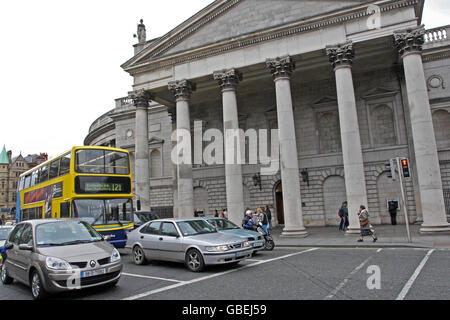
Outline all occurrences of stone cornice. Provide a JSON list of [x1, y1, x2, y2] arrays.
[[394, 25, 425, 57], [266, 56, 296, 79], [124, 0, 420, 76], [326, 42, 355, 69], [213, 68, 243, 90], [168, 79, 197, 101]]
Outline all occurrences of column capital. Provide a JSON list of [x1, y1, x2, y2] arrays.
[[168, 79, 197, 101], [326, 41, 354, 70], [129, 89, 153, 109], [213, 68, 243, 91], [394, 25, 425, 58], [266, 56, 296, 79]]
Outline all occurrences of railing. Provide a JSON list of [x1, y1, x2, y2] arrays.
[[115, 97, 133, 108], [424, 25, 449, 43]]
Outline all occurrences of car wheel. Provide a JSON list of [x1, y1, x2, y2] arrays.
[[1, 264, 13, 285], [132, 245, 147, 265], [185, 249, 205, 272], [30, 270, 47, 300]]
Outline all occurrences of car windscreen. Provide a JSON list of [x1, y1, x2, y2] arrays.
[[35, 221, 103, 247], [0, 228, 12, 241], [72, 198, 133, 226], [176, 220, 217, 237], [206, 219, 240, 230]]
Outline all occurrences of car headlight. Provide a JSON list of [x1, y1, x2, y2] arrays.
[[110, 248, 121, 263], [46, 257, 72, 270], [243, 241, 250, 247], [206, 245, 229, 252]]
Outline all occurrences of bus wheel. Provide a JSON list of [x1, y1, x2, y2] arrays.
[[132, 246, 147, 265]]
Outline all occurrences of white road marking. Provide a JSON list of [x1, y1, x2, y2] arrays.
[[396, 249, 435, 300], [324, 257, 372, 300], [121, 272, 185, 283], [377, 249, 382, 253], [123, 248, 319, 300]]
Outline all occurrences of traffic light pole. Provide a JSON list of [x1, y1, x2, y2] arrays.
[[396, 157, 412, 243]]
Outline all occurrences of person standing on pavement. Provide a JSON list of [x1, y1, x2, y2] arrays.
[[214, 210, 219, 217], [220, 208, 228, 220], [357, 205, 378, 242], [264, 205, 272, 230], [256, 207, 269, 234], [388, 200, 398, 225], [338, 201, 349, 232]]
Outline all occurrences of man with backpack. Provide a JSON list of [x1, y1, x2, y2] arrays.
[[338, 201, 349, 232]]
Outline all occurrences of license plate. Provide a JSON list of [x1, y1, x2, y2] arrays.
[[235, 252, 247, 258], [81, 268, 106, 278]]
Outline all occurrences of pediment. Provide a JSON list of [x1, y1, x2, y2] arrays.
[[363, 87, 399, 99], [123, 0, 368, 70]]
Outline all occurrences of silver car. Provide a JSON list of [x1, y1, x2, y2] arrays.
[[126, 218, 253, 272], [0, 219, 122, 300]]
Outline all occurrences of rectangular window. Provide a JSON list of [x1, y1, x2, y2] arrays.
[[59, 153, 71, 176], [39, 165, 49, 183], [24, 174, 31, 189], [31, 169, 40, 187], [75, 149, 129, 175], [49, 160, 59, 179], [19, 177, 25, 190]]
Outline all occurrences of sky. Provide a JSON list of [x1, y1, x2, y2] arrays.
[[0, 0, 448, 159]]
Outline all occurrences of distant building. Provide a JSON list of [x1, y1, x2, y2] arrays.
[[0, 146, 46, 217]]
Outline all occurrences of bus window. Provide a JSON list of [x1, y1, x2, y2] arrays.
[[40, 165, 49, 183], [49, 160, 59, 179], [24, 174, 31, 189], [76, 149, 104, 174], [31, 170, 39, 187], [18, 176, 25, 191], [105, 151, 130, 175], [60, 202, 70, 218], [59, 153, 71, 176]]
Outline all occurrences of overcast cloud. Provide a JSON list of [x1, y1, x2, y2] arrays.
[[0, 0, 447, 159]]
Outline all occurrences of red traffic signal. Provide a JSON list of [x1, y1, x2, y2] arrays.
[[401, 158, 410, 178]]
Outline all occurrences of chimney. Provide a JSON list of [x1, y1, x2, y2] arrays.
[[7, 151, 12, 163]]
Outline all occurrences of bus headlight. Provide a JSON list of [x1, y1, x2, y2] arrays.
[[46, 257, 72, 270], [110, 248, 121, 263]]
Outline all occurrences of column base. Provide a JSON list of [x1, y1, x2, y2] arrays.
[[280, 227, 309, 238], [420, 224, 450, 234], [345, 227, 361, 235]]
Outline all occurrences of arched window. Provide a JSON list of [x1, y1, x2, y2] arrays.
[[150, 149, 162, 178]]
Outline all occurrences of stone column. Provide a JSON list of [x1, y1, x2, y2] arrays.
[[326, 42, 368, 234], [169, 80, 196, 219], [213, 69, 245, 225], [130, 89, 152, 212], [394, 26, 450, 233], [266, 56, 308, 237]]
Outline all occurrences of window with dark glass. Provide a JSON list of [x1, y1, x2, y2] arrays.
[[142, 221, 161, 235], [39, 165, 49, 183], [49, 160, 59, 179], [31, 169, 39, 187], [59, 153, 71, 176], [20, 224, 33, 246], [161, 222, 179, 237], [24, 174, 31, 189]]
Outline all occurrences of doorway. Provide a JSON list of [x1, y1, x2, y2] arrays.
[[275, 182, 284, 225]]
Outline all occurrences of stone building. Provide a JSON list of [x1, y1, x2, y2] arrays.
[[85, 0, 450, 235], [0, 146, 30, 216]]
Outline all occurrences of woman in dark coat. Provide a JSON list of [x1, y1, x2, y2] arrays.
[[357, 205, 378, 242]]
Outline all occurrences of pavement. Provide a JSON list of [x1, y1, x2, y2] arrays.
[[270, 223, 450, 249]]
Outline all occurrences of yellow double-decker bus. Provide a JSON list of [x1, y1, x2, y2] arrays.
[[16, 146, 134, 248]]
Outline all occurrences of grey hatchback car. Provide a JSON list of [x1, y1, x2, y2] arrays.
[[126, 218, 253, 272], [0, 219, 122, 299]]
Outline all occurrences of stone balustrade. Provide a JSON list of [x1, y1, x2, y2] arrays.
[[115, 96, 133, 108], [424, 25, 449, 43]]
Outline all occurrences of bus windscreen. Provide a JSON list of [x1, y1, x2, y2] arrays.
[[75, 149, 130, 175]]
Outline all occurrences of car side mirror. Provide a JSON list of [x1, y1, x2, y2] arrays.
[[18, 244, 33, 251], [103, 235, 112, 241]]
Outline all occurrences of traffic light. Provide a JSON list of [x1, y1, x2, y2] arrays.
[[385, 159, 396, 180], [401, 158, 410, 178]]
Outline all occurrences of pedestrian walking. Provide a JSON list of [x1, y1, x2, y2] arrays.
[[388, 200, 398, 225], [256, 207, 269, 234], [194, 209, 199, 217], [214, 210, 219, 217], [357, 205, 378, 242], [220, 208, 228, 220], [264, 205, 272, 230], [338, 201, 349, 232]]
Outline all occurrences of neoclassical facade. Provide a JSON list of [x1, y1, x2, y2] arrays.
[[85, 0, 450, 234]]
